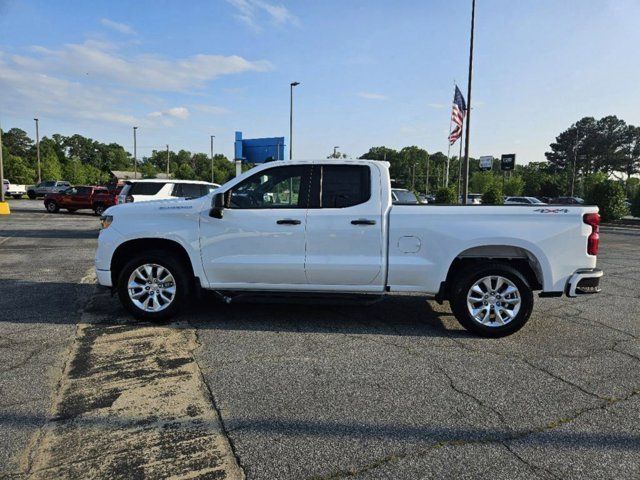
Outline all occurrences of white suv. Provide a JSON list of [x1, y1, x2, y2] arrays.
[[118, 179, 219, 204]]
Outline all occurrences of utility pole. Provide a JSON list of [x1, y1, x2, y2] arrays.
[[289, 82, 300, 160], [133, 126, 138, 179], [166, 144, 170, 176], [210, 135, 215, 184], [461, 0, 476, 205], [571, 126, 579, 197], [0, 125, 5, 204], [34, 118, 41, 182]]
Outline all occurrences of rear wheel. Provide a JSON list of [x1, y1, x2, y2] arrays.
[[450, 263, 533, 337], [117, 251, 190, 321], [45, 201, 59, 213], [12, 195, 22, 199], [93, 204, 106, 216]]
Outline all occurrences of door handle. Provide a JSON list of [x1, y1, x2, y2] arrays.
[[277, 219, 301, 225], [351, 219, 376, 225]]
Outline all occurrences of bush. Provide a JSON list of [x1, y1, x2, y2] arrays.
[[585, 180, 628, 222], [434, 186, 456, 204], [631, 189, 640, 218], [482, 183, 504, 205]]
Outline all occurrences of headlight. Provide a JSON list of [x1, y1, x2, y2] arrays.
[[100, 215, 113, 229]]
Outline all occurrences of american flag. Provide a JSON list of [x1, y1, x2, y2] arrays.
[[448, 85, 467, 145]]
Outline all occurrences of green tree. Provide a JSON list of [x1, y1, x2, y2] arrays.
[[174, 163, 195, 180], [469, 171, 496, 194], [3, 153, 36, 184], [140, 162, 157, 179], [630, 188, 640, 218], [40, 144, 62, 181], [434, 186, 456, 204], [585, 180, 628, 222], [3, 128, 33, 158], [62, 157, 87, 184], [503, 176, 524, 196], [482, 183, 504, 205]]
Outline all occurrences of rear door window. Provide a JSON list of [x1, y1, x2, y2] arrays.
[[172, 183, 207, 199], [318, 165, 370, 208], [129, 182, 166, 195]]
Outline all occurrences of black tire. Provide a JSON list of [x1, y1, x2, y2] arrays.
[[45, 201, 59, 213], [117, 250, 191, 321], [93, 204, 106, 216], [12, 195, 22, 199], [28, 192, 36, 200], [449, 262, 534, 337]]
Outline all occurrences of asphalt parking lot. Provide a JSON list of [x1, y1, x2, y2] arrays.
[[1, 199, 639, 479]]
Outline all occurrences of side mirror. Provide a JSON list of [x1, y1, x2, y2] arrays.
[[209, 192, 225, 219]]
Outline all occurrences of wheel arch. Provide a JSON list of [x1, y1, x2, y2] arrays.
[[439, 244, 547, 301], [110, 238, 196, 288]]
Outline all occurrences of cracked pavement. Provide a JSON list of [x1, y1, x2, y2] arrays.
[[1, 199, 639, 479]]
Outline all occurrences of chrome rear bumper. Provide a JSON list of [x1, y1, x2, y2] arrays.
[[566, 268, 603, 297]]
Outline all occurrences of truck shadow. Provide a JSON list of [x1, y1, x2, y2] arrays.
[[0, 229, 99, 239], [0, 279, 463, 338]]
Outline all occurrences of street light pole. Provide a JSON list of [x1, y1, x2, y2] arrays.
[[34, 118, 41, 183], [289, 82, 300, 160], [166, 144, 170, 177], [461, 0, 476, 205], [133, 126, 138, 179], [210, 135, 215, 184]]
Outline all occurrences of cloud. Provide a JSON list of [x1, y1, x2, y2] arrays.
[[227, 0, 299, 31], [192, 104, 230, 115], [14, 40, 271, 92], [100, 18, 136, 35], [427, 103, 446, 109], [0, 38, 269, 127], [358, 92, 387, 100], [148, 107, 190, 120]]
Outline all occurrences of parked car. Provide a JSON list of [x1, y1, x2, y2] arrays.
[[392, 188, 420, 204], [117, 179, 219, 204], [27, 181, 71, 199], [92, 185, 124, 216], [505, 196, 547, 205], [4, 180, 28, 199], [96, 159, 602, 337], [460, 193, 482, 204], [550, 196, 584, 205], [44, 185, 108, 213]]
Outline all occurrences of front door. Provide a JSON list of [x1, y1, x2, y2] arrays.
[[200, 165, 311, 288], [304, 164, 385, 289]]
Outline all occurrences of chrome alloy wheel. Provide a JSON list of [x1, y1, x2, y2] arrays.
[[466, 275, 521, 327], [127, 264, 176, 312]]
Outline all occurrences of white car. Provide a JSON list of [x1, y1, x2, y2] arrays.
[[96, 159, 602, 337], [117, 179, 219, 204], [505, 196, 547, 205]]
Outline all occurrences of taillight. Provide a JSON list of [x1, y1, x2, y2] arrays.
[[125, 195, 134, 203], [583, 213, 600, 256]]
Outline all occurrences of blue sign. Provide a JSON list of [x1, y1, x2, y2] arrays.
[[234, 131, 285, 164]]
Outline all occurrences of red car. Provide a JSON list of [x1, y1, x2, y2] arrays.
[[92, 185, 124, 215], [44, 186, 109, 214]]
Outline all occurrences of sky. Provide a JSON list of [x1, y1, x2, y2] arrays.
[[1, 0, 639, 163]]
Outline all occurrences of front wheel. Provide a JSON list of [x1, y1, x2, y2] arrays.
[[45, 201, 59, 213], [117, 251, 190, 321], [28, 192, 36, 200], [93, 204, 106, 216], [450, 263, 534, 337]]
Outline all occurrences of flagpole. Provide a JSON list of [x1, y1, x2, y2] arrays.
[[461, 0, 475, 205], [457, 126, 464, 202], [445, 102, 454, 188]]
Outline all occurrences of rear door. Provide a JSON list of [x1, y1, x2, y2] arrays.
[[304, 164, 385, 288]]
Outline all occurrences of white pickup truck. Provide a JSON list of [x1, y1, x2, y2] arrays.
[[96, 159, 603, 337]]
